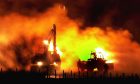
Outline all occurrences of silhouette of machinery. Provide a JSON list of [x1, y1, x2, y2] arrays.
[[77, 52, 114, 74], [30, 24, 61, 73]]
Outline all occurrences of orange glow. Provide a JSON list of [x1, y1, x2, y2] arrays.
[[95, 47, 106, 59], [106, 60, 114, 63], [43, 40, 49, 45], [56, 47, 63, 56], [46, 41, 63, 56], [49, 41, 53, 52], [53, 62, 58, 66], [0, 4, 140, 74], [93, 68, 98, 71], [37, 61, 43, 67], [95, 48, 111, 60]]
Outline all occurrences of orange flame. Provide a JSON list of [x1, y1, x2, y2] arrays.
[[43, 40, 49, 45], [0, 4, 140, 74], [95, 47, 115, 63], [43, 40, 63, 56]]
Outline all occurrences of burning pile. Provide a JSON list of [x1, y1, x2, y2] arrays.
[[0, 4, 140, 74]]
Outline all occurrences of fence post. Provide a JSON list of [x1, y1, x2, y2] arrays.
[[63, 70, 65, 78], [46, 73, 48, 78], [16, 68, 17, 72], [87, 71, 88, 78], [109, 72, 112, 78], [73, 73, 75, 78], [78, 71, 80, 78], [65, 73, 67, 78], [39, 69, 40, 73], [55, 69, 56, 78], [121, 73, 125, 78], [82, 72, 84, 78], [70, 70, 72, 78], [46, 68, 48, 78], [48, 68, 50, 78]]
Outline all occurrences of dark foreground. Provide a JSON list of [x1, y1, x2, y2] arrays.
[[0, 70, 140, 83]]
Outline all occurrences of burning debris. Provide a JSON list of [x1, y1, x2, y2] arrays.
[[0, 4, 139, 74]]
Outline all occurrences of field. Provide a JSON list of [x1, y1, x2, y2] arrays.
[[0, 69, 139, 81]]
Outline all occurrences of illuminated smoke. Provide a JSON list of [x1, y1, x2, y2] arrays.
[[0, 4, 140, 74]]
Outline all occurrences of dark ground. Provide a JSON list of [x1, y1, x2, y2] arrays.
[[0, 70, 140, 83]]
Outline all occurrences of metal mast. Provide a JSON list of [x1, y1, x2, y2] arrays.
[[53, 24, 57, 55]]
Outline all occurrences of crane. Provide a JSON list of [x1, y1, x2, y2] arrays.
[[30, 24, 61, 73]]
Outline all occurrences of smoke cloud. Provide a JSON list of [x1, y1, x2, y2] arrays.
[[0, 4, 140, 74], [0, 0, 139, 42]]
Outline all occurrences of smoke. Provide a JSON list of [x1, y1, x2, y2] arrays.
[[0, 0, 60, 16], [63, 0, 140, 43], [0, 0, 139, 42], [0, 4, 140, 74]]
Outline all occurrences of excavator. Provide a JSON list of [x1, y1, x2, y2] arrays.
[[30, 24, 61, 73]]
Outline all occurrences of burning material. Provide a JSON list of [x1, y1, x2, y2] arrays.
[[95, 47, 115, 63], [43, 40, 49, 45], [37, 61, 43, 67], [53, 62, 58, 66], [0, 4, 139, 74], [95, 47, 108, 59], [43, 40, 63, 56]]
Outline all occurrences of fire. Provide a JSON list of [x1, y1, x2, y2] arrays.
[[43, 40, 49, 45], [105, 60, 114, 63], [95, 47, 114, 61], [37, 61, 43, 67], [53, 62, 58, 66], [56, 47, 63, 56], [49, 41, 53, 52], [0, 4, 140, 74], [43, 40, 63, 56], [95, 47, 106, 59]]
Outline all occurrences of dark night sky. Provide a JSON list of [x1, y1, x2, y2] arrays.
[[0, 0, 140, 42]]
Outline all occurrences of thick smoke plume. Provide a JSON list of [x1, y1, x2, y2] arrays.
[[0, 4, 140, 74]]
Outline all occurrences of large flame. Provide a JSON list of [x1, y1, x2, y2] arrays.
[[0, 4, 140, 74], [95, 47, 115, 62], [43, 40, 63, 56]]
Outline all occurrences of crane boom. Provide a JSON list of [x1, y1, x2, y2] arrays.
[[52, 24, 57, 55], [30, 24, 61, 73]]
